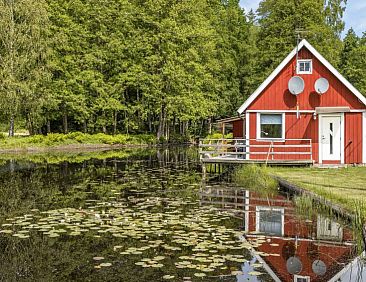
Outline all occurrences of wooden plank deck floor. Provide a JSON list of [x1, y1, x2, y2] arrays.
[[201, 157, 313, 166]]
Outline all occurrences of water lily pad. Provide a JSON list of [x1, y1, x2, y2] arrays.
[[194, 273, 206, 277], [93, 257, 104, 261]]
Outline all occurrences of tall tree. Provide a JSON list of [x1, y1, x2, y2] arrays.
[[255, 0, 345, 82], [0, 0, 49, 136], [339, 30, 366, 95]]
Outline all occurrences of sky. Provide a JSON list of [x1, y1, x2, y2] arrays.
[[239, 0, 366, 38]]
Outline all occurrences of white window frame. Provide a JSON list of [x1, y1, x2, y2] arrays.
[[297, 59, 313, 74], [255, 206, 285, 236], [256, 113, 285, 141], [294, 275, 310, 282]]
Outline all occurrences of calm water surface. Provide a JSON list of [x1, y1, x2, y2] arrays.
[[0, 147, 364, 282]]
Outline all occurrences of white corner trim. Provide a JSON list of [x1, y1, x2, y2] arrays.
[[245, 112, 250, 160], [318, 114, 323, 164], [244, 190, 249, 233], [237, 39, 366, 114], [363, 112, 366, 164], [341, 113, 345, 164]]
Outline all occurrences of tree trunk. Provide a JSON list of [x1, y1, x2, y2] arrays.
[[113, 111, 117, 135], [148, 114, 152, 133], [157, 104, 166, 140], [8, 115, 15, 137], [47, 120, 51, 134], [165, 119, 169, 141], [83, 120, 87, 133], [63, 113, 68, 134]]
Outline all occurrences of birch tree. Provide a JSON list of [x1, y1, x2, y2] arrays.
[[0, 0, 49, 136]]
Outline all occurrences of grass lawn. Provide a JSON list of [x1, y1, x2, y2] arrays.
[[269, 166, 366, 218]]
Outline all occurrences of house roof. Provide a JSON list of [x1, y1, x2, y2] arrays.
[[215, 115, 245, 124], [237, 39, 366, 114]]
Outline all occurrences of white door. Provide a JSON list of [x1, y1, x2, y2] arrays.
[[320, 115, 342, 161]]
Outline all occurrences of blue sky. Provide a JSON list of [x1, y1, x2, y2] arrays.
[[239, 0, 366, 38]]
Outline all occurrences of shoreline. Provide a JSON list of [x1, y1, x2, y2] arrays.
[[0, 143, 152, 154]]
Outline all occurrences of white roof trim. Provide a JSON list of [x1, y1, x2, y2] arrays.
[[237, 39, 366, 114]]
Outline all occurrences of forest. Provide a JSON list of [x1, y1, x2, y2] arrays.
[[0, 0, 365, 141]]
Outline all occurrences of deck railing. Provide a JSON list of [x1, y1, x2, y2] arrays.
[[199, 138, 313, 163]]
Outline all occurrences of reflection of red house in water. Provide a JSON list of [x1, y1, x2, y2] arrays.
[[199, 185, 357, 282]]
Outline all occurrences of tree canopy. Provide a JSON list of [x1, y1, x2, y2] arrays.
[[0, 0, 363, 139]]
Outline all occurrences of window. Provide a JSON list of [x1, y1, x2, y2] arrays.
[[258, 113, 284, 139], [256, 207, 284, 236], [297, 59, 312, 74], [294, 275, 310, 282]]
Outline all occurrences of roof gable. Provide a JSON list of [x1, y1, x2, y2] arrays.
[[237, 39, 366, 114]]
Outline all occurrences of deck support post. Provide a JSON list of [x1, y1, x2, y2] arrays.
[[202, 163, 207, 181]]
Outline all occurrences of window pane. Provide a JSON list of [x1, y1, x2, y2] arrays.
[[261, 124, 282, 138], [260, 114, 283, 138], [305, 63, 310, 71], [300, 62, 305, 71], [259, 210, 282, 235], [261, 114, 282, 124]]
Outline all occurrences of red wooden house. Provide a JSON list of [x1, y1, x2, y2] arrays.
[[210, 39, 366, 165]]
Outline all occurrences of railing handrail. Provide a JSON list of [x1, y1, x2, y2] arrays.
[[199, 137, 313, 161], [200, 138, 312, 141]]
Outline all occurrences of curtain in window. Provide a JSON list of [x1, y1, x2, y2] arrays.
[[261, 114, 282, 125]]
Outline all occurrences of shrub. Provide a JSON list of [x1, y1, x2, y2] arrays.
[[0, 133, 6, 140], [44, 133, 67, 144], [27, 135, 45, 144], [66, 132, 86, 141], [169, 133, 191, 144], [205, 132, 233, 140]]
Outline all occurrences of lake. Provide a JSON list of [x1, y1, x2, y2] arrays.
[[0, 147, 364, 281]]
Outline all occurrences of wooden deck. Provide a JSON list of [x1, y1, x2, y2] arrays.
[[199, 138, 314, 166], [200, 157, 313, 165]]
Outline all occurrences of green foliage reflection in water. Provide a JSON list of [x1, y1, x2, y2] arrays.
[[0, 155, 271, 281]]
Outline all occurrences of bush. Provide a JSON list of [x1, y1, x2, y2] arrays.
[[0, 133, 6, 140], [27, 135, 45, 144], [66, 132, 86, 141], [205, 132, 233, 140], [169, 133, 191, 144], [44, 133, 68, 145]]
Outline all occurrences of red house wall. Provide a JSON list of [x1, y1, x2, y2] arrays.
[[345, 113, 363, 164], [248, 112, 319, 161], [232, 120, 244, 138], [247, 48, 366, 111], [244, 47, 365, 164]]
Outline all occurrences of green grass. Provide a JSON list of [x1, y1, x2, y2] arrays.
[[269, 166, 366, 220], [234, 165, 278, 195], [0, 132, 156, 150]]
